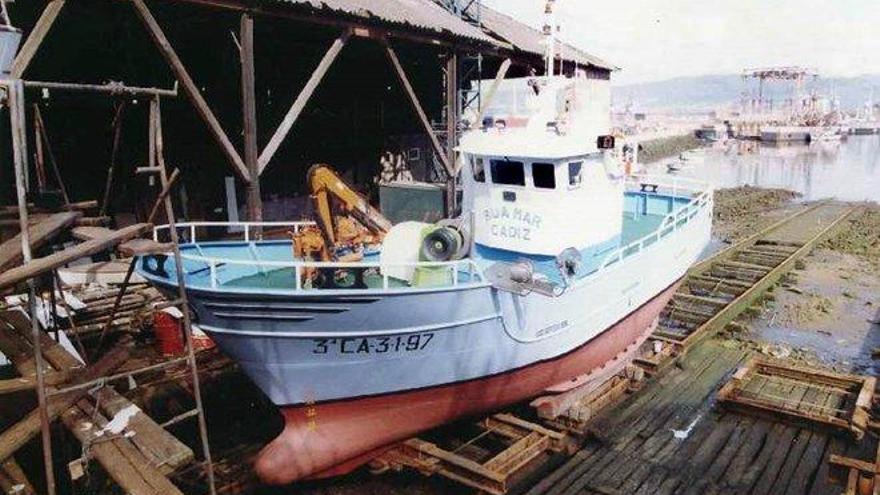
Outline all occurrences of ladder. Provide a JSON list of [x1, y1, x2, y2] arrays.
[[5, 76, 216, 495], [123, 96, 219, 495]]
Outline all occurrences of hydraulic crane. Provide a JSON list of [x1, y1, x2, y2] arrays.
[[292, 164, 392, 269]]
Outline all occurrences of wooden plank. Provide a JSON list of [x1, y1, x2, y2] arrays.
[[0, 211, 81, 271], [258, 30, 350, 174], [0, 346, 129, 462], [9, 0, 67, 78], [71, 226, 115, 241], [383, 41, 453, 177], [0, 370, 70, 395], [94, 388, 194, 474], [0, 223, 151, 291], [129, 0, 251, 183], [60, 402, 184, 495], [0, 458, 35, 495]]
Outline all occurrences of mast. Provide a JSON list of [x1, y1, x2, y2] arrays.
[[543, 0, 557, 76]]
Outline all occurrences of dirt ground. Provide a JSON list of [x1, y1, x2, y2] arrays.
[[719, 203, 880, 375], [711, 185, 803, 244]]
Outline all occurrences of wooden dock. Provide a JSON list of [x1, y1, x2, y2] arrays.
[[525, 339, 867, 495]]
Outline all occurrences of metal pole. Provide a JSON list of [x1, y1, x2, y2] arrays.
[[23, 79, 178, 98], [150, 97, 217, 495], [6, 78, 57, 495]]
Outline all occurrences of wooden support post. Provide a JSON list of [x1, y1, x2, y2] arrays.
[[6, 79, 56, 495], [147, 168, 181, 223], [258, 30, 350, 174], [10, 0, 67, 78], [33, 106, 48, 192], [240, 13, 262, 223], [101, 102, 127, 216], [129, 0, 251, 183], [33, 106, 71, 205], [383, 41, 453, 178], [445, 51, 458, 216]]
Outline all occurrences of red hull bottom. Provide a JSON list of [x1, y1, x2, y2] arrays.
[[254, 280, 682, 485]]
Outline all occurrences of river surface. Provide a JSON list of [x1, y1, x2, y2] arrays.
[[651, 135, 880, 202]]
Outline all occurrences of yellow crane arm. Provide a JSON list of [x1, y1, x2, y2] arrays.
[[307, 164, 392, 249]]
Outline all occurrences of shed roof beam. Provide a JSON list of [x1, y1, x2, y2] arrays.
[[10, 0, 66, 78], [384, 40, 453, 178], [258, 29, 351, 175], [130, 0, 252, 184]]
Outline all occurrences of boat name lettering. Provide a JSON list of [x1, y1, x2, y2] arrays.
[[311, 333, 434, 355], [536, 320, 569, 337], [484, 206, 542, 242]]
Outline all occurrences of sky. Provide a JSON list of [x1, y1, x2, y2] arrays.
[[481, 0, 880, 85]]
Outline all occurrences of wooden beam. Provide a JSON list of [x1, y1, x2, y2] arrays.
[[258, 30, 350, 174], [0, 223, 152, 292], [101, 102, 126, 216], [240, 13, 262, 222], [9, 0, 67, 78], [129, 0, 251, 184], [473, 58, 512, 132], [147, 168, 181, 223], [0, 211, 81, 272], [384, 41, 453, 177], [0, 345, 129, 464]]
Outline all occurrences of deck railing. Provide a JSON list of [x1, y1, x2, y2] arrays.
[[147, 174, 711, 292], [153, 221, 315, 243], [148, 221, 483, 291], [597, 174, 713, 270]]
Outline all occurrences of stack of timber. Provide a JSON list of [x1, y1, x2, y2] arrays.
[[0, 222, 153, 292], [0, 309, 193, 495], [0, 211, 82, 272], [55, 285, 163, 339]]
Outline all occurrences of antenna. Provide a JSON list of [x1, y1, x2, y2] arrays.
[[543, 0, 557, 76]]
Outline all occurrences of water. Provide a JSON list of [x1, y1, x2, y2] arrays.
[[653, 135, 880, 202]]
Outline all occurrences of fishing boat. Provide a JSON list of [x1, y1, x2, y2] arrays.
[[136, 71, 713, 484]]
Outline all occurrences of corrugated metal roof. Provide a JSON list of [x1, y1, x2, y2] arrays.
[[272, 0, 501, 45], [477, 4, 616, 71]]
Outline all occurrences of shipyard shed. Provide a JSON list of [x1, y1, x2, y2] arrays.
[[1, 0, 613, 227]]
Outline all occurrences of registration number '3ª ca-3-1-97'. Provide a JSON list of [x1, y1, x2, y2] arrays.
[[311, 333, 434, 355]]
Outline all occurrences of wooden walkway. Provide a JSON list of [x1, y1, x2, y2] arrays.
[[525, 340, 860, 495]]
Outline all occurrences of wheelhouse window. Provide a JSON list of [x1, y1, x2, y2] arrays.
[[568, 161, 584, 188], [490, 159, 525, 186], [532, 162, 556, 189], [472, 157, 486, 182]]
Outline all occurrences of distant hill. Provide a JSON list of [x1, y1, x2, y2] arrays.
[[612, 74, 880, 112]]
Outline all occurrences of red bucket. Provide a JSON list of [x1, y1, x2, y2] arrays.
[[154, 310, 184, 356]]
